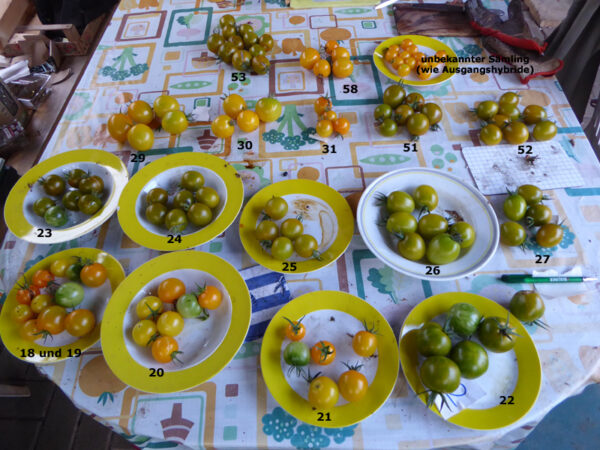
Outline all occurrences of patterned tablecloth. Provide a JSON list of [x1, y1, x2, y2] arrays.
[[2, 1, 600, 449]]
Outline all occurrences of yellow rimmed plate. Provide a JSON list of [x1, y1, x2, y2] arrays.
[[0, 248, 125, 364], [261, 291, 399, 427], [399, 292, 541, 430], [239, 180, 354, 274], [4, 149, 128, 244], [101, 251, 251, 394], [374, 35, 458, 86], [117, 152, 243, 251]]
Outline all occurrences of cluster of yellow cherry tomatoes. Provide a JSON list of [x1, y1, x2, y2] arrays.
[[476, 92, 557, 145], [299, 40, 354, 79], [211, 95, 282, 139], [500, 184, 564, 248], [131, 277, 223, 364], [207, 15, 275, 75], [313, 96, 351, 138], [375, 85, 443, 138], [255, 196, 321, 261], [107, 95, 187, 151], [378, 186, 475, 265], [383, 38, 445, 80], [14, 258, 108, 342], [282, 316, 379, 409]]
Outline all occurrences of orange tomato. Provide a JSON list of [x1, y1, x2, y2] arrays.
[[405, 56, 417, 69], [331, 47, 350, 61], [310, 340, 336, 365], [284, 317, 306, 341], [332, 58, 353, 78], [127, 100, 153, 125], [400, 39, 413, 50], [37, 305, 67, 335], [435, 49, 448, 62], [406, 44, 418, 55], [388, 44, 401, 54], [398, 50, 410, 60], [19, 319, 41, 342], [157, 278, 186, 304], [64, 309, 96, 337], [397, 63, 411, 77], [313, 59, 331, 77], [333, 117, 350, 135], [16, 287, 34, 305], [314, 96, 332, 115], [414, 52, 426, 64], [321, 110, 337, 121], [384, 47, 399, 63], [151, 336, 181, 364], [197, 285, 222, 310], [107, 113, 133, 143], [300, 48, 321, 70], [80, 263, 107, 288], [32, 269, 54, 288], [417, 63, 432, 80], [325, 40, 339, 55]]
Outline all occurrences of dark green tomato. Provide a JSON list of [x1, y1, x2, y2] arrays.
[[219, 14, 236, 28], [259, 34, 274, 51], [255, 220, 279, 241], [417, 213, 448, 240], [187, 202, 213, 227], [280, 218, 303, 240], [394, 104, 414, 125], [66, 169, 87, 188], [220, 24, 237, 40], [477, 316, 517, 353], [283, 341, 310, 367], [498, 92, 519, 107], [44, 206, 68, 227], [78, 194, 102, 215], [146, 187, 168, 205], [500, 221, 527, 246], [232, 49, 252, 71], [271, 236, 294, 261], [406, 113, 430, 136], [62, 189, 82, 211], [181, 170, 204, 191], [227, 35, 245, 49], [196, 187, 220, 209], [374, 104, 392, 122], [498, 103, 520, 122], [449, 341, 488, 379], [416, 324, 452, 356], [382, 85, 406, 108], [509, 290, 545, 323], [293, 234, 318, 258], [66, 263, 83, 282], [522, 105, 547, 125], [386, 190, 415, 213], [479, 124, 503, 145], [421, 102, 443, 125], [79, 176, 104, 195], [165, 208, 188, 233], [386, 211, 417, 235], [449, 221, 476, 249], [476, 101, 499, 120], [419, 356, 461, 393], [173, 189, 194, 212], [207, 34, 225, 54], [176, 293, 202, 318], [446, 302, 482, 337], [251, 55, 270, 75], [426, 233, 460, 265], [378, 118, 398, 137], [242, 31, 259, 48], [42, 174, 66, 197], [517, 184, 543, 205], [145, 203, 168, 226], [525, 204, 552, 226], [503, 194, 527, 221], [536, 223, 563, 248], [33, 197, 55, 217], [218, 42, 236, 64], [404, 92, 425, 110], [413, 185, 438, 211], [237, 24, 254, 36], [249, 44, 265, 57], [532, 121, 557, 141], [503, 121, 529, 145], [264, 196, 288, 220], [397, 232, 426, 261]]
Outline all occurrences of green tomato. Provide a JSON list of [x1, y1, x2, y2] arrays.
[[477, 316, 517, 353], [146, 187, 168, 205], [181, 170, 204, 191], [195, 187, 220, 209], [78, 194, 102, 215], [509, 290, 545, 323], [173, 189, 194, 212], [532, 121, 557, 141], [165, 208, 188, 233], [54, 282, 85, 308], [42, 174, 66, 196], [294, 234, 318, 259], [378, 118, 398, 137], [386, 190, 415, 213], [283, 341, 310, 367], [394, 104, 414, 126], [187, 203, 213, 227], [517, 184, 543, 205], [536, 223, 564, 248], [374, 104, 392, 122], [522, 105, 547, 125], [382, 85, 406, 108], [417, 323, 452, 357], [498, 92, 519, 107], [476, 101, 499, 120], [479, 124, 503, 145], [525, 204, 552, 226], [33, 197, 56, 217], [264, 196, 288, 220], [62, 190, 82, 211], [445, 302, 482, 337], [145, 203, 168, 226], [449, 222, 476, 248], [417, 213, 448, 240], [503, 194, 527, 221], [419, 356, 461, 393], [426, 233, 460, 265], [271, 236, 294, 261], [397, 232, 426, 261], [176, 293, 203, 318], [500, 221, 527, 246], [386, 211, 417, 235], [280, 218, 303, 240], [255, 220, 279, 241], [44, 206, 68, 227], [449, 341, 489, 379], [413, 185, 438, 210]]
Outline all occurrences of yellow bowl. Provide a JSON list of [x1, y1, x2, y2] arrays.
[[0, 248, 125, 364], [261, 291, 400, 427], [399, 292, 541, 430], [373, 35, 458, 86]]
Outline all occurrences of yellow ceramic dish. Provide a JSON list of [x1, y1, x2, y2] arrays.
[[4, 149, 128, 244], [239, 180, 354, 274], [260, 291, 399, 428], [399, 292, 541, 430], [101, 251, 251, 394], [373, 35, 458, 86], [0, 248, 125, 364], [117, 152, 243, 251]]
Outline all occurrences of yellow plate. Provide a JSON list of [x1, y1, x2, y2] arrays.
[[4, 149, 128, 244], [373, 35, 458, 86], [399, 292, 541, 430], [117, 152, 243, 251], [101, 251, 251, 394], [260, 291, 400, 428], [0, 248, 125, 364], [239, 180, 354, 274]]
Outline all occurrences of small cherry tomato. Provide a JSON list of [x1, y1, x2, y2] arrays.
[[197, 285, 222, 310], [32, 269, 54, 288], [333, 117, 350, 135], [316, 119, 334, 138], [80, 263, 107, 288], [127, 124, 154, 151], [11, 304, 33, 324], [536, 223, 564, 248], [284, 316, 306, 341], [132, 319, 158, 346], [136, 296, 163, 320], [64, 309, 96, 337], [325, 40, 338, 55], [152, 335, 182, 364], [331, 47, 350, 61], [332, 58, 354, 78], [314, 96, 332, 115], [353, 328, 378, 357], [338, 364, 368, 402], [157, 278, 186, 304], [19, 319, 41, 342], [310, 340, 336, 365], [313, 59, 331, 78], [127, 100, 153, 125], [153, 95, 180, 118], [237, 110, 260, 133], [162, 110, 188, 135], [500, 221, 527, 246], [223, 94, 246, 119], [107, 113, 133, 143], [300, 48, 321, 70], [308, 376, 339, 409], [156, 311, 184, 337], [211, 115, 235, 139], [37, 305, 67, 335], [30, 294, 54, 314]]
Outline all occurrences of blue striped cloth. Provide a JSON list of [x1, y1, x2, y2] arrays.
[[241, 266, 291, 341]]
